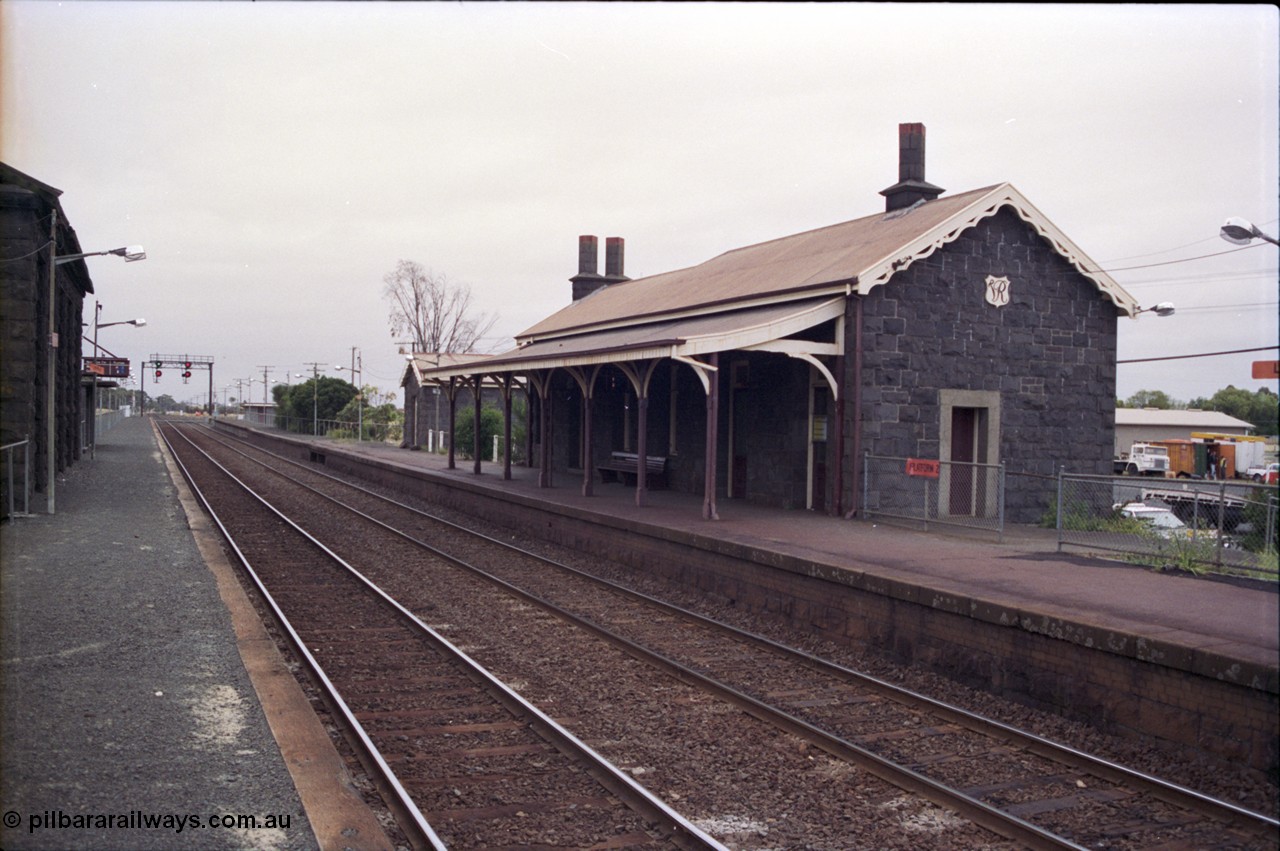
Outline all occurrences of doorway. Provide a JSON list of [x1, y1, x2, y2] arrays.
[[939, 390, 1000, 518]]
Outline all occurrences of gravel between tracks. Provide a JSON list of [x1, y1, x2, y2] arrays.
[[195, 434, 1279, 848]]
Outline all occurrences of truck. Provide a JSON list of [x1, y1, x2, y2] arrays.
[[1114, 442, 1171, 476], [1191, 433, 1268, 478]]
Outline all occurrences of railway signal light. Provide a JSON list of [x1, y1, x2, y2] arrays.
[[154, 369, 162, 379], [183, 361, 192, 370]]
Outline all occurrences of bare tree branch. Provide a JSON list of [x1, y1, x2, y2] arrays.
[[382, 260, 498, 354]]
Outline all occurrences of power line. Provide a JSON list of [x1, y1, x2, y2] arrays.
[[1100, 218, 1279, 264], [1086, 243, 1266, 274], [1118, 345, 1277, 365], [1169, 302, 1278, 314]]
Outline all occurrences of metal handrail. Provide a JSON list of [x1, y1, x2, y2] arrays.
[[2, 436, 32, 518]]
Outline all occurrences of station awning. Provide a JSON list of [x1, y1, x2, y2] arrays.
[[417, 295, 846, 383]]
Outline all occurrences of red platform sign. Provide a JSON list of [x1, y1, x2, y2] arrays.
[[905, 458, 940, 478], [1252, 360, 1279, 380]]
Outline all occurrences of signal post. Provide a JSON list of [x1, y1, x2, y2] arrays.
[[143, 354, 215, 415]]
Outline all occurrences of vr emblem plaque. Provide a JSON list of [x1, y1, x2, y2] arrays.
[[984, 275, 1011, 308]]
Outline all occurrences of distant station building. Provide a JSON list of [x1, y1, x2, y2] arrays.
[[411, 125, 1141, 522], [239, 402, 277, 428], [1, 163, 96, 515], [400, 353, 500, 452]]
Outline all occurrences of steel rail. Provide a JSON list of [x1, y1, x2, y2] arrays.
[[157, 423, 448, 851], [187, 425, 1088, 849], [200, 422, 1280, 839], [161, 422, 728, 851]]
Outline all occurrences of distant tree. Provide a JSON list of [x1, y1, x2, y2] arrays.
[[382, 260, 497, 354], [1124, 389, 1177, 409], [335, 385, 403, 441], [452, 398, 527, 462], [1138, 385, 1278, 437], [453, 406, 506, 461], [1201, 385, 1279, 437], [152, 393, 179, 412], [276, 377, 357, 433]]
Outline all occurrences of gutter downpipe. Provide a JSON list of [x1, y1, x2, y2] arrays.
[[844, 290, 863, 520]]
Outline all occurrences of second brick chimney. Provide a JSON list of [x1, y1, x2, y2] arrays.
[[879, 123, 945, 212]]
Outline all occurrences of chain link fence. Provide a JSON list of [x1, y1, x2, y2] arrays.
[[1055, 473, 1278, 578], [862, 454, 1278, 579], [862, 454, 1005, 536], [270, 413, 403, 444]]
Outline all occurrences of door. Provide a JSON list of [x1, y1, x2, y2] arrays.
[[949, 406, 989, 516]]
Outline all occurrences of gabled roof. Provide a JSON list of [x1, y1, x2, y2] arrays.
[[400, 352, 493, 388], [416, 182, 1139, 385], [1116, 409, 1255, 431], [518, 182, 1138, 345]]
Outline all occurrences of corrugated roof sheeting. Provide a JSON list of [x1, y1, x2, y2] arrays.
[[418, 297, 844, 381], [519, 183, 1138, 342], [519, 188, 994, 341]]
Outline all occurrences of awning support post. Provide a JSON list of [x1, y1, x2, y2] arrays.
[[703, 352, 720, 520], [472, 374, 482, 476]]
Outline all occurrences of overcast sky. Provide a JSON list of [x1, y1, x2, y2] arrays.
[[3, 2, 1277, 409]]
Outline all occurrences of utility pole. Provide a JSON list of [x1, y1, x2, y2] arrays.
[[350, 347, 363, 442], [257, 365, 273, 403], [303, 362, 325, 436]]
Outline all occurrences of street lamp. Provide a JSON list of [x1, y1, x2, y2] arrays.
[[54, 245, 146, 265], [1219, 217, 1279, 247], [44, 224, 147, 514], [92, 301, 146, 358], [1135, 302, 1176, 318]]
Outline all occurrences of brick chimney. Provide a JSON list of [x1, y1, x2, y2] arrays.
[[605, 236, 625, 279], [571, 234, 628, 300], [879, 123, 945, 212]]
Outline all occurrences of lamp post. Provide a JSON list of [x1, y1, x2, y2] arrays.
[[45, 225, 146, 514], [92, 301, 146, 358], [85, 304, 146, 460], [1220, 217, 1279, 247]]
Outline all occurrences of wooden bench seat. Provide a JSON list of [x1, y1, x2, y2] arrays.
[[597, 451, 668, 488]]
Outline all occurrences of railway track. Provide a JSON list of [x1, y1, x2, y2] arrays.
[[164, 421, 1280, 849], [158, 421, 724, 851]]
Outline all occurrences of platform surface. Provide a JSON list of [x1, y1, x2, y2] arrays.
[[315, 428, 1279, 679], [0, 417, 329, 851]]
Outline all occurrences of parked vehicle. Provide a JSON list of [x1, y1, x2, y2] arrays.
[[1114, 443, 1170, 476], [1114, 501, 1232, 545], [1116, 502, 1189, 537], [1246, 462, 1279, 484]]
